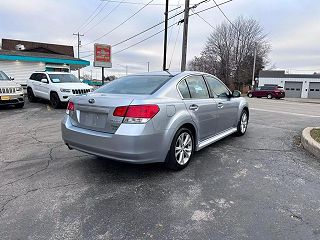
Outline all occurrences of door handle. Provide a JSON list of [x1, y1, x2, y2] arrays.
[[189, 104, 199, 111], [217, 102, 224, 109]]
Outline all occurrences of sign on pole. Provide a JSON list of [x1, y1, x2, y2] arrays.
[[94, 43, 112, 68]]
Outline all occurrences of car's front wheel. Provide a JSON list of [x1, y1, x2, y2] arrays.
[[267, 94, 272, 99], [165, 128, 194, 170], [50, 92, 61, 109], [236, 110, 248, 136], [248, 93, 253, 98], [27, 87, 36, 102]]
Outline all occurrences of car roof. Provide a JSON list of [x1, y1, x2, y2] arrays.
[[33, 71, 71, 74], [128, 70, 211, 77]]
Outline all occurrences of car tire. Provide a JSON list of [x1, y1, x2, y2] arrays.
[[50, 92, 61, 109], [15, 102, 24, 108], [236, 109, 249, 136], [27, 87, 36, 102], [165, 128, 194, 170], [248, 93, 253, 98], [267, 94, 272, 99]]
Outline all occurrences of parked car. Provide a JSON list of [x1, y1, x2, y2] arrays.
[[27, 72, 93, 108], [0, 70, 24, 108], [61, 71, 249, 170], [247, 85, 285, 99]]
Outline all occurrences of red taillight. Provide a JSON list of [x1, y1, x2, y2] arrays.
[[67, 101, 75, 111], [113, 105, 160, 123], [113, 106, 128, 117], [126, 105, 159, 118]]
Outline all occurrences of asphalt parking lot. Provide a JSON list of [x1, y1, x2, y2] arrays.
[[1, 98, 320, 240]]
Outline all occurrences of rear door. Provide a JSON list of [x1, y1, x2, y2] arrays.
[[179, 75, 218, 141], [204, 75, 239, 133]]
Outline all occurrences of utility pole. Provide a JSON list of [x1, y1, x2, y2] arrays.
[[126, 65, 128, 75], [73, 32, 84, 79], [181, 0, 190, 72], [102, 67, 105, 85], [147, 61, 150, 72], [163, 0, 169, 71], [251, 45, 257, 87]]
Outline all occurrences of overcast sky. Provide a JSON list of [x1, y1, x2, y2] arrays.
[[1, 0, 319, 78]]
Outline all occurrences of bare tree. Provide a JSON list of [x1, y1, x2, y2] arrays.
[[188, 17, 271, 90]]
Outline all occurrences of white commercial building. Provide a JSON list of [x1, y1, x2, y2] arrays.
[[0, 39, 89, 87], [258, 70, 320, 99]]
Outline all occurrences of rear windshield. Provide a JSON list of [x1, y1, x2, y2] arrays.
[[95, 75, 172, 95]]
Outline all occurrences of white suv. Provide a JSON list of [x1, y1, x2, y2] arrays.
[[27, 72, 93, 108]]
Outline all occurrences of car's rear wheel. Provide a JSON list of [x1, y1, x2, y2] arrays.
[[248, 93, 253, 98], [15, 102, 24, 108], [236, 110, 248, 136], [50, 92, 61, 109], [165, 128, 194, 170], [267, 94, 272, 99], [27, 87, 36, 102]]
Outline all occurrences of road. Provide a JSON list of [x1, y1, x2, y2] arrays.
[[0, 98, 320, 240]]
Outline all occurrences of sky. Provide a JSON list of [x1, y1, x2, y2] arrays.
[[0, 0, 320, 78]]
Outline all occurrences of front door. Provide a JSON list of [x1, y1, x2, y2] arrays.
[[178, 75, 218, 141], [204, 75, 239, 133]]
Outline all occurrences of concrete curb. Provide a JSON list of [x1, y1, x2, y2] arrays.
[[301, 127, 320, 159]]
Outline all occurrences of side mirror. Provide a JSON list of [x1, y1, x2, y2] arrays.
[[41, 79, 48, 84], [10, 77, 14, 80], [232, 90, 241, 98]]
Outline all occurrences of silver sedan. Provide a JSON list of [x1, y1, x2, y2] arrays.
[[61, 71, 249, 170]]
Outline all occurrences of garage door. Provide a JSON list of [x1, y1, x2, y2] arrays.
[[284, 81, 303, 98], [308, 82, 320, 99]]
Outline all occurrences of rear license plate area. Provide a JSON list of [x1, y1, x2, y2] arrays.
[[79, 111, 108, 129]]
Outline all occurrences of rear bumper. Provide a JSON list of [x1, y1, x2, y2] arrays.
[[61, 116, 170, 164], [274, 92, 285, 98]]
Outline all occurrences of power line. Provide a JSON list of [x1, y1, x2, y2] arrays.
[[104, 0, 181, 6], [113, 22, 177, 55], [80, 1, 111, 33], [74, 1, 104, 32], [191, 8, 215, 29], [169, 23, 182, 68], [84, 0, 125, 34], [190, 0, 233, 16], [212, 0, 235, 27], [112, 0, 230, 47], [84, 0, 155, 46], [80, 0, 234, 57]]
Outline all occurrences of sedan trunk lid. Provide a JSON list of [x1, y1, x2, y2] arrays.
[[69, 93, 135, 134]]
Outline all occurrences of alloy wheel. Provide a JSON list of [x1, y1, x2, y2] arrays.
[[175, 132, 193, 165], [240, 112, 248, 133]]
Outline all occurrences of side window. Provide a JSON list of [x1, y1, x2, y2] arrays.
[[185, 75, 210, 99], [177, 80, 191, 98], [38, 73, 48, 82], [30, 73, 37, 80], [204, 75, 230, 98]]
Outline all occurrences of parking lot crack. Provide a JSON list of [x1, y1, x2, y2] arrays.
[[0, 146, 57, 189], [225, 144, 293, 152]]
